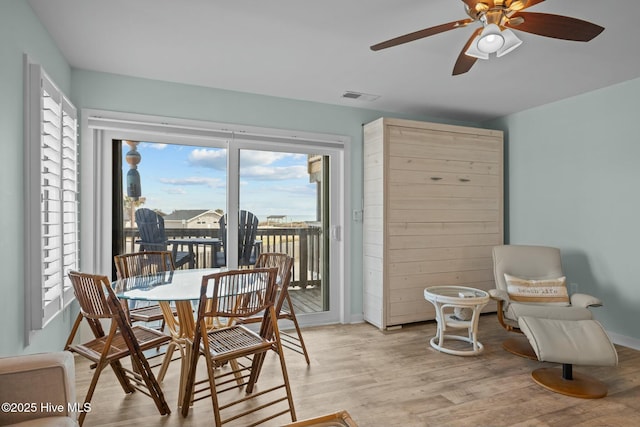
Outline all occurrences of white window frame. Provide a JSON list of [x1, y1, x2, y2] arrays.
[[81, 109, 352, 325], [24, 55, 79, 343]]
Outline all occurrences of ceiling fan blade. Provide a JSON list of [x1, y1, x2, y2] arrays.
[[520, 0, 546, 9], [370, 19, 474, 51], [506, 12, 604, 41], [452, 28, 482, 76]]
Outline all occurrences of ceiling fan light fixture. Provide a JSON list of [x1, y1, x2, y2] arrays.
[[465, 37, 489, 60], [477, 23, 504, 53], [496, 29, 523, 57]]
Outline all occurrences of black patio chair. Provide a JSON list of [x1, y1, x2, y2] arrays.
[[216, 210, 262, 267], [135, 208, 195, 269]]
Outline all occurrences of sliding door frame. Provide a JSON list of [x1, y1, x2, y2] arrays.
[[80, 109, 351, 325]]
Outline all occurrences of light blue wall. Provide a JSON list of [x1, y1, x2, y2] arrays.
[[0, 0, 75, 356], [486, 78, 640, 342], [70, 69, 474, 322]]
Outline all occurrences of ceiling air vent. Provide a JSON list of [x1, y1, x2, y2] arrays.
[[341, 91, 380, 102]]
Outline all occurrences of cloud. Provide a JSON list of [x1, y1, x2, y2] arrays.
[[188, 149, 305, 172], [140, 142, 169, 150], [188, 149, 226, 170], [159, 177, 223, 188], [241, 165, 308, 181], [240, 151, 291, 166], [270, 184, 316, 195], [165, 188, 187, 195]]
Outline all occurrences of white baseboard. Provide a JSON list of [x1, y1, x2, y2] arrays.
[[607, 330, 640, 350]]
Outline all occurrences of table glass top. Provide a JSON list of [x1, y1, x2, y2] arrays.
[[113, 268, 223, 301], [424, 285, 489, 301], [166, 237, 221, 244]]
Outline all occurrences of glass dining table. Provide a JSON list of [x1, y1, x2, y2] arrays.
[[113, 267, 224, 406]]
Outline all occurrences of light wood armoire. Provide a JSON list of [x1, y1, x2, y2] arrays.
[[363, 118, 503, 329]]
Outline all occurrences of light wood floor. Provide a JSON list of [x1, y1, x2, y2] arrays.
[[74, 315, 640, 426]]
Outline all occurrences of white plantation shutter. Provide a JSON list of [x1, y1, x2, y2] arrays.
[[60, 96, 79, 308], [25, 57, 79, 338]]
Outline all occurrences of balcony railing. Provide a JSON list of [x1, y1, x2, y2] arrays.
[[123, 225, 322, 288]]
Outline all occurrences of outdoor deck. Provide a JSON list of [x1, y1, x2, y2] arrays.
[[123, 224, 325, 313], [288, 286, 322, 313]]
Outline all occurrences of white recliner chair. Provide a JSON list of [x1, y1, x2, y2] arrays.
[[490, 245, 603, 358]]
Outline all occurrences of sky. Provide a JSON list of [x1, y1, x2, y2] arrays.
[[122, 141, 319, 222]]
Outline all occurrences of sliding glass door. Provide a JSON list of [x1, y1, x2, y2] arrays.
[[239, 149, 330, 313], [115, 139, 339, 319]]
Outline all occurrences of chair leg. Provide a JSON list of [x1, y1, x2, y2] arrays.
[[181, 340, 201, 416], [230, 358, 244, 385], [109, 297, 172, 416], [128, 346, 171, 415], [284, 293, 311, 364], [273, 322, 297, 422], [78, 362, 110, 426], [205, 355, 224, 427], [246, 351, 268, 393], [178, 344, 191, 408], [64, 313, 83, 350], [109, 360, 136, 394], [156, 341, 177, 383]]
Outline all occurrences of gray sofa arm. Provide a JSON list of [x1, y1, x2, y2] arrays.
[[0, 351, 78, 426], [571, 292, 603, 308]]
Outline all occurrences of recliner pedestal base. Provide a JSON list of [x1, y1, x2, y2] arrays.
[[531, 365, 608, 399]]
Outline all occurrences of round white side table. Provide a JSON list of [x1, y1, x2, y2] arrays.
[[423, 286, 490, 356]]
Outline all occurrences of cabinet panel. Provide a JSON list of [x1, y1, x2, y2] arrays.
[[387, 222, 501, 236], [389, 169, 500, 187], [388, 182, 499, 199], [388, 257, 493, 276], [390, 269, 495, 288], [389, 209, 500, 223], [363, 118, 503, 329], [388, 233, 502, 250], [388, 156, 500, 176], [388, 245, 494, 263], [389, 137, 500, 163], [388, 197, 501, 211], [388, 126, 502, 153]]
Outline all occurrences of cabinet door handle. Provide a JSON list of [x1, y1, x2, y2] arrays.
[[430, 177, 442, 181], [459, 178, 470, 182]]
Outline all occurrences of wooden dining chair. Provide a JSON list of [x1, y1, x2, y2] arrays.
[[114, 250, 181, 382], [181, 268, 296, 426], [241, 253, 310, 369], [114, 250, 176, 324], [64, 271, 171, 426]]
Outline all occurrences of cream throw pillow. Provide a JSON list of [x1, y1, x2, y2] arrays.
[[504, 273, 570, 305]]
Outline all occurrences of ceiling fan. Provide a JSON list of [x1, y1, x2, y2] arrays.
[[370, 0, 604, 76]]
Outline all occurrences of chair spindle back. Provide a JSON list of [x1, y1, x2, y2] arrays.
[[114, 250, 175, 279], [68, 272, 114, 320]]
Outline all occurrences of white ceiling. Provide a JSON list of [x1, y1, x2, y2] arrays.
[[27, 0, 640, 122]]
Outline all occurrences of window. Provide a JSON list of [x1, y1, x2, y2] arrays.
[[24, 56, 79, 339]]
